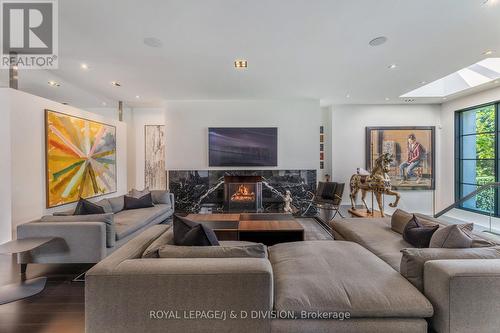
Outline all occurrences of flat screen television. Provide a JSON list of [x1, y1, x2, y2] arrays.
[[208, 127, 278, 166]]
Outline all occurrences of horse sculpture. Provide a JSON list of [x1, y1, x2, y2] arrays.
[[349, 153, 401, 217]]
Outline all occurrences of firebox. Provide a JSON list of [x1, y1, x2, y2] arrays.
[[224, 176, 263, 212]]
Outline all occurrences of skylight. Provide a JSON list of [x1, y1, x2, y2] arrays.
[[401, 58, 500, 98]]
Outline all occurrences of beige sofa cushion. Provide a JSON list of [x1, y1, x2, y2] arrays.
[[157, 243, 267, 259], [269, 241, 433, 318], [391, 209, 413, 234], [331, 218, 412, 271], [142, 228, 174, 258], [400, 246, 500, 291], [114, 204, 171, 240]]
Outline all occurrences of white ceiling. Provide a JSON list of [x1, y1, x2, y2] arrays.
[[2, 0, 500, 108]]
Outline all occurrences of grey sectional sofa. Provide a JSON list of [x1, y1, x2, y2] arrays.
[[17, 192, 174, 264], [331, 215, 500, 333], [86, 224, 434, 333]]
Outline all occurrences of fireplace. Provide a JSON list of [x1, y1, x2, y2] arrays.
[[224, 176, 263, 212]]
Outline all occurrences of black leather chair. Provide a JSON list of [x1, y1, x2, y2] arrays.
[[301, 182, 345, 220]]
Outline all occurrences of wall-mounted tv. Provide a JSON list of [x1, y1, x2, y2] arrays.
[[209, 127, 278, 167]]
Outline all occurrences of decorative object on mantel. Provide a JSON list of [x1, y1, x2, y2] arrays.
[[366, 126, 435, 190], [45, 110, 117, 208], [145, 125, 166, 190], [349, 153, 401, 217], [283, 190, 293, 213]]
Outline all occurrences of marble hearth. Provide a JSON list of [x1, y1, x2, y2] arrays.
[[168, 169, 316, 213]]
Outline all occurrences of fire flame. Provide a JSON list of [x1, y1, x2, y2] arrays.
[[231, 184, 255, 202]]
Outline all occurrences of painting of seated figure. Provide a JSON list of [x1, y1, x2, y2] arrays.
[[366, 126, 435, 190]]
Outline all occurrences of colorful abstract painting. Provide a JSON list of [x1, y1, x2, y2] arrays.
[[45, 110, 117, 208]]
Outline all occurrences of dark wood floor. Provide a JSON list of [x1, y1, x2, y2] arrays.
[[0, 255, 90, 333]]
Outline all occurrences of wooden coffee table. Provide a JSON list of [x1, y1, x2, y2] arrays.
[[238, 220, 304, 245], [185, 214, 304, 245]]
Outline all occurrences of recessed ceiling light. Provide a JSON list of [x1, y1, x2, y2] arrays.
[[102, 102, 107, 106], [111, 81, 121, 87], [48, 80, 60, 87], [483, 50, 494, 55], [234, 59, 248, 68], [385, 97, 390, 101], [369, 36, 387, 47], [135, 95, 140, 99], [143, 37, 163, 48], [442, 97, 448, 100], [80, 63, 89, 70], [421, 81, 427, 85], [388, 64, 397, 69], [346, 94, 350, 98]]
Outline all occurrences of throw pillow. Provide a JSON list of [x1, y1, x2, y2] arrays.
[[123, 193, 154, 210], [94, 198, 113, 213], [157, 243, 267, 259], [173, 215, 219, 246], [129, 188, 150, 198], [400, 246, 500, 291], [150, 190, 172, 207], [107, 195, 125, 213], [173, 215, 198, 244], [391, 209, 413, 234], [74, 198, 105, 215], [429, 223, 474, 248], [402, 215, 439, 248], [41, 213, 115, 247]]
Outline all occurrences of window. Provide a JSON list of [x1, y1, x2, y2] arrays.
[[455, 103, 498, 215]]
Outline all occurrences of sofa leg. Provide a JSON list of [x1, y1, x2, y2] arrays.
[[20, 264, 27, 280]]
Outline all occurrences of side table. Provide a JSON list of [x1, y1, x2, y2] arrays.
[[0, 237, 54, 305]]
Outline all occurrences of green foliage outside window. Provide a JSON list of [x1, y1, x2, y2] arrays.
[[474, 106, 495, 212]]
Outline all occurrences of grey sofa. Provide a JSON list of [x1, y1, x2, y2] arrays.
[[331, 215, 500, 333], [86, 224, 433, 333], [17, 192, 174, 264]]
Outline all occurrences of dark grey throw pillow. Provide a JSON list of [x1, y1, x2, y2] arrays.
[[123, 193, 154, 210], [173, 215, 219, 246], [74, 198, 105, 215], [403, 215, 439, 248]]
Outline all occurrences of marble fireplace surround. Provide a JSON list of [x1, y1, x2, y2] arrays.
[[168, 170, 317, 213]]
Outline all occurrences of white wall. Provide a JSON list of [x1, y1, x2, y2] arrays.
[[1, 88, 128, 237], [164, 100, 320, 173], [440, 86, 500, 231], [131, 108, 166, 190], [0, 91, 12, 242], [320, 106, 333, 181], [331, 104, 442, 215]]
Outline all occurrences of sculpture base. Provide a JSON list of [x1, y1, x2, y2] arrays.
[[348, 208, 384, 218]]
